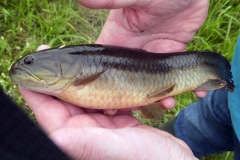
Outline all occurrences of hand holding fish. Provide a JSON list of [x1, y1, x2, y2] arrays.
[[77, 0, 210, 110], [13, 0, 218, 159], [19, 86, 197, 160]]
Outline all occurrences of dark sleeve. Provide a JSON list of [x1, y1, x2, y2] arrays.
[[0, 89, 71, 160]]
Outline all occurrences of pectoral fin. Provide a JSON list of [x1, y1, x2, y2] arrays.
[[74, 69, 107, 86], [146, 84, 175, 99], [141, 103, 165, 119], [194, 79, 226, 90]]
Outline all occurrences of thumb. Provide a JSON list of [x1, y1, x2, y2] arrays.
[[76, 0, 149, 9]]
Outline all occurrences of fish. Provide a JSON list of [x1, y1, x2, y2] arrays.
[[9, 44, 234, 119]]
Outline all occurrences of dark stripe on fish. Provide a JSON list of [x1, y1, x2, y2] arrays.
[[27, 44, 234, 92]]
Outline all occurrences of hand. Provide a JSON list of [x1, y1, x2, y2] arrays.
[[17, 1, 209, 158], [19, 86, 197, 160], [77, 0, 209, 109]]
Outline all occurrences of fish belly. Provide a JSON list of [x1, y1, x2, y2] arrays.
[[55, 66, 213, 109]]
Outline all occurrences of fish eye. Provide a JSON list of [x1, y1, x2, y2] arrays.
[[24, 56, 34, 65]]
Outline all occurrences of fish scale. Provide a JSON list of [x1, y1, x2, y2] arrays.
[[10, 44, 234, 118]]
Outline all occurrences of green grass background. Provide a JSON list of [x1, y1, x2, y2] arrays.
[[1, 0, 240, 159]]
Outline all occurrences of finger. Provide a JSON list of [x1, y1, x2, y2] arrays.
[[103, 109, 134, 118], [18, 86, 71, 134], [194, 90, 207, 98], [104, 109, 118, 115], [37, 44, 50, 51], [76, 0, 148, 9], [158, 97, 176, 109]]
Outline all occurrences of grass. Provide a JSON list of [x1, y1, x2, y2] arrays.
[[1, 0, 239, 159]]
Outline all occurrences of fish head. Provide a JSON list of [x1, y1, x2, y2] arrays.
[[9, 49, 81, 94]]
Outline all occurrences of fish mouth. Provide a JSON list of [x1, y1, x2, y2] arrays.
[[10, 63, 42, 81]]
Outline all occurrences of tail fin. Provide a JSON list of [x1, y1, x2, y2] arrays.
[[217, 52, 235, 92]]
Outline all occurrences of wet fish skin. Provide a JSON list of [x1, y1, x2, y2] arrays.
[[9, 44, 234, 110]]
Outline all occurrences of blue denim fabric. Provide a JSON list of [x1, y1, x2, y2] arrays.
[[174, 88, 240, 159], [229, 35, 240, 141], [173, 36, 240, 159]]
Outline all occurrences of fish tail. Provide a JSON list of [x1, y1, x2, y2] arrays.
[[218, 53, 235, 92]]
